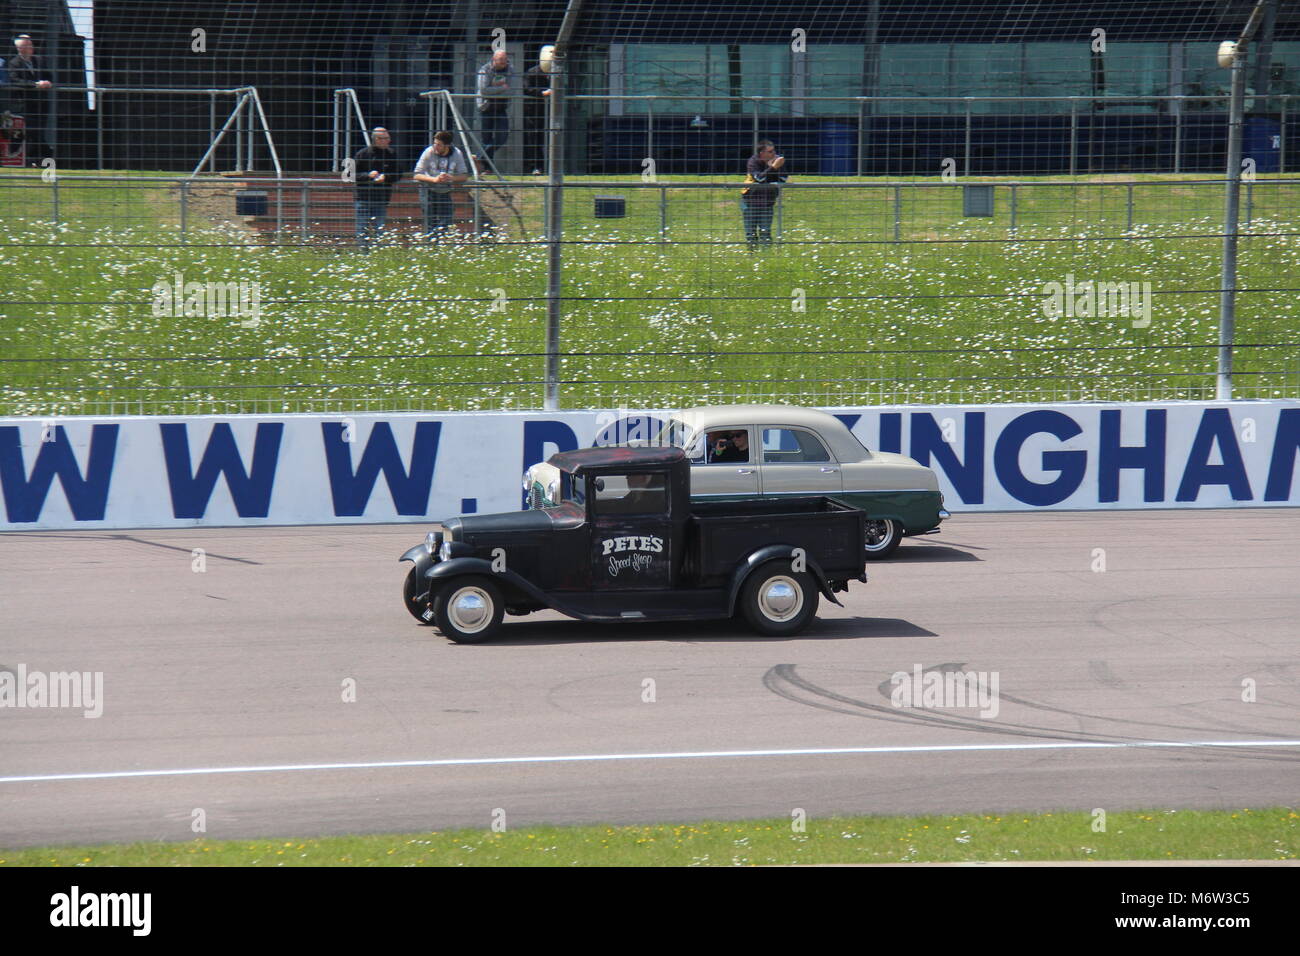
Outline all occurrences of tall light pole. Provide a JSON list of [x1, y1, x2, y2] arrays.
[[1217, 1, 1267, 401]]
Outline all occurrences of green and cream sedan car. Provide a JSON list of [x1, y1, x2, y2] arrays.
[[525, 405, 948, 559]]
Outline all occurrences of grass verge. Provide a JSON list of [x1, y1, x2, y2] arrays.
[[3, 807, 1295, 866]]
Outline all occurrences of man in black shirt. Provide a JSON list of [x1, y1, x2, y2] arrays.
[[522, 45, 553, 175], [353, 128, 402, 250]]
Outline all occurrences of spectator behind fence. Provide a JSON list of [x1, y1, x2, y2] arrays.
[[476, 49, 514, 163], [741, 139, 787, 247], [522, 45, 554, 175], [353, 127, 402, 251], [413, 130, 469, 240], [6, 35, 54, 164]]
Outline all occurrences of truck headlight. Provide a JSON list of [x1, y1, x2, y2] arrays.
[[425, 532, 439, 554], [546, 480, 559, 503]]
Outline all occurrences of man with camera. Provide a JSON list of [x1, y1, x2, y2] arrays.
[[709, 429, 750, 464]]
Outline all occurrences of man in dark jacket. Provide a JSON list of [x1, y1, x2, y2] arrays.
[[353, 128, 402, 250], [741, 140, 787, 247], [6, 35, 54, 163], [476, 49, 514, 163]]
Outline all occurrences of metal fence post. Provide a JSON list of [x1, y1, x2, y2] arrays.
[[1174, 101, 1183, 174], [1281, 97, 1289, 173], [646, 96, 654, 167], [751, 97, 760, 151], [301, 181, 309, 242], [893, 185, 901, 241], [96, 95, 104, 170], [51, 176, 59, 224], [208, 92, 216, 173], [180, 180, 188, 240], [1009, 184, 1017, 232], [857, 98, 865, 176], [659, 185, 667, 243], [964, 99, 972, 175], [1126, 183, 1134, 231], [1244, 180, 1253, 226], [1069, 99, 1078, 176]]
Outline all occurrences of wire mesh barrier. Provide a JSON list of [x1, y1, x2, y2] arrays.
[[2, 1, 1298, 415], [3, 175, 1297, 414]]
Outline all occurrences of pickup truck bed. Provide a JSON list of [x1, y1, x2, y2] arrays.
[[686, 496, 865, 586]]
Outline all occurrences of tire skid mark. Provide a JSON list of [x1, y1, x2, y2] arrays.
[[767, 664, 1300, 762]]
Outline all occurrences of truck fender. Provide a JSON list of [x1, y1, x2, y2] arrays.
[[399, 547, 436, 601], [426, 557, 550, 607], [727, 545, 843, 615]]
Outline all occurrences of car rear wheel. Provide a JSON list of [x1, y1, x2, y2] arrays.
[[403, 567, 434, 623], [864, 518, 902, 559], [739, 563, 818, 636], [433, 577, 505, 644]]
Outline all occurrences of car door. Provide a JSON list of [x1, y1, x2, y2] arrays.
[[686, 426, 760, 499], [756, 426, 843, 496], [588, 471, 672, 590]]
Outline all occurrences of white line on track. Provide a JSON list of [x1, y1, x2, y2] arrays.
[[3, 739, 1299, 785]]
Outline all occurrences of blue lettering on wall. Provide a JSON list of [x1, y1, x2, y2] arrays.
[[1098, 408, 1166, 503], [322, 421, 441, 517], [1265, 408, 1300, 502], [877, 413, 902, 454], [1175, 408, 1252, 502], [911, 412, 985, 505], [160, 422, 283, 519], [993, 411, 1086, 506], [522, 419, 579, 507], [832, 413, 862, 435], [0, 424, 119, 522]]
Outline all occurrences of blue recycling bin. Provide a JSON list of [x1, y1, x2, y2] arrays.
[[819, 120, 855, 175], [1244, 117, 1281, 173]]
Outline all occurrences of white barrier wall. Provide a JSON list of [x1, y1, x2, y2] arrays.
[[1, 401, 1298, 530]]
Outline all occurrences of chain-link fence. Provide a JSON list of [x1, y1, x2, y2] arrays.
[[2, 1, 1297, 416], [3, 173, 1297, 415]]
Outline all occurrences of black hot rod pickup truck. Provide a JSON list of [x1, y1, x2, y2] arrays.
[[400, 446, 867, 642]]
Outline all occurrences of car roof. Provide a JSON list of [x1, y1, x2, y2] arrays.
[[549, 445, 684, 474], [672, 404, 869, 462]]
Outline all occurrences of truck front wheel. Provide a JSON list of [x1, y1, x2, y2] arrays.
[[740, 564, 818, 636], [433, 577, 505, 643]]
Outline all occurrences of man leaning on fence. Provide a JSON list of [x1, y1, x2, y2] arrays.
[[353, 127, 402, 251], [741, 140, 787, 248], [413, 130, 469, 240]]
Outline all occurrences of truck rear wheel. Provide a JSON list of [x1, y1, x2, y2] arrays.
[[433, 577, 505, 643], [740, 564, 818, 636]]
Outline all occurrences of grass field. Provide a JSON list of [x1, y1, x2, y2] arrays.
[[2, 807, 1294, 866], [3, 170, 1298, 415]]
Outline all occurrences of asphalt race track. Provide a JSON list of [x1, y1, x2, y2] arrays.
[[2, 510, 1298, 848]]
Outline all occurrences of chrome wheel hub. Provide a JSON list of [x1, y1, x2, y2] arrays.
[[448, 587, 492, 632], [758, 576, 802, 622]]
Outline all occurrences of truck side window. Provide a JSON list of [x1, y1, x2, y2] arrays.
[[761, 428, 831, 463], [593, 473, 667, 515]]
